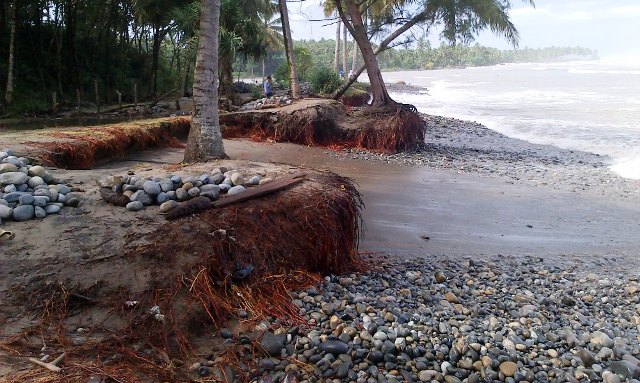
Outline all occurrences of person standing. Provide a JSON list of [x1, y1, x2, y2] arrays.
[[263, 76, 274, 98]]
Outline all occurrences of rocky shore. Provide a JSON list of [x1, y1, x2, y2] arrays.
[[329, 114, 639, 200], [208, 112, 640, 382], [192, 254, 640, 383]]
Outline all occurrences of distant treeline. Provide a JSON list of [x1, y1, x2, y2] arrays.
[[288, 39, 598, 72]]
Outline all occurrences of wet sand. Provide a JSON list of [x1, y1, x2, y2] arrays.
[[116, 136, 640, 262]]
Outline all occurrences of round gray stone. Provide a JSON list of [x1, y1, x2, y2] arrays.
[[34, 206, 46, 218], [200, 184, 221, 194], [126, 201, 144, 211], [176, 188, 189, 201], [0, 163, 18, 173], [13, 205, 35, 221], [33, 196, 49, 207], [44, 205, 61, 214], [248, 175, 261, 185], [0, 205, 12, 219], [27, 165, 47, 178], [130, 190, 153, 205], [48, 189, 59, 202], [56, 184, 71, 194], [18, 194, 34, 205], [156, 192, 170, 204], [187, 186, 201, 198], [142, 181, 162, 196], [210, 174, 225, 185], [159, 179, 174, 192], [3, 184, 16, 193], [227, 185, 246, 196], [28, 176, 45, 188], [0, 172, 28, 186]]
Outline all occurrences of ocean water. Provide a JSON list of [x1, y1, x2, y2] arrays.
[[382, 61, 640, 180]]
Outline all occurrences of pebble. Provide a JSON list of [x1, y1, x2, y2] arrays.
[[34, 206, 46, 218], [130, 190, 153, 205], [126, 201, 144, 211], [229, 254, 640, 383], [228, 185, 246, 196], [142, 181, 162, 196], [230, 172, 245, 186], [0, 171, 28, 185], [12, 205, 35, 221], [160, 200, 179, 213]]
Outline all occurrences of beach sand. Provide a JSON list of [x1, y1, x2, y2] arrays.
[[2, 111, 640, 380]]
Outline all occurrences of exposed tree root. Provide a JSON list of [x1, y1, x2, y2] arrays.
[[22, 117, 190, 169], [220, 99, 424, 153]]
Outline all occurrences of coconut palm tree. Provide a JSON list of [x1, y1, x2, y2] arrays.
[[278, 0, 301, 98], [333, 0, 534, 105], [184, 0, 226, 162]]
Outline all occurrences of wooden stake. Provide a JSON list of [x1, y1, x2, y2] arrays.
[[134, 82, 138, 108], [52, 92, 57, 115], [76, 88, 81, 111], [115, 90, 122, 108]]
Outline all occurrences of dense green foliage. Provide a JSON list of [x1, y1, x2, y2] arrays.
[[294, 39, 598, 71], [309, 66, 342, 94]]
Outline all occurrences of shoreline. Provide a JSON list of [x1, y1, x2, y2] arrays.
[[330, 111, 640, 201]]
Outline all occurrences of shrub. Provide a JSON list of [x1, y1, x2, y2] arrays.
[[309, 66, 342, 95], [274, 62, 290, 88]]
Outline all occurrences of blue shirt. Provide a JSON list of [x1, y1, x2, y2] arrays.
[[264, 80, 273, 95]]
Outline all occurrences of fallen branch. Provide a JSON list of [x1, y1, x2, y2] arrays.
[[212, 172, 306, 209], [28, 352, 65, 373]]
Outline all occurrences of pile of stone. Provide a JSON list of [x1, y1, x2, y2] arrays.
[[0, 150, 79, 224], [240, 96, 293, 111], [100, 167, 269, 213]]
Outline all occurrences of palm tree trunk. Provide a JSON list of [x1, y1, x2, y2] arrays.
[[351, 39, 357, 73], [4, 0, 17, 107], [333, 7, 430, 100], [342, 21, 348, 76], [341, 0, 391, 106], [278, 0, 300, 98], [334, 15, 340, 71], [184, 0, 226, 162]]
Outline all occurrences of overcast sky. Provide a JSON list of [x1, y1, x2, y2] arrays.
[[288, 0, 640, 59]]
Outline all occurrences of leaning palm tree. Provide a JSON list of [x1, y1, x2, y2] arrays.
[[184, 0, 226, 162], [332, 0, 534, 105]]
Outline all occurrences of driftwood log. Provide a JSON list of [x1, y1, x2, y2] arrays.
[[165, 172, 306, 220]]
